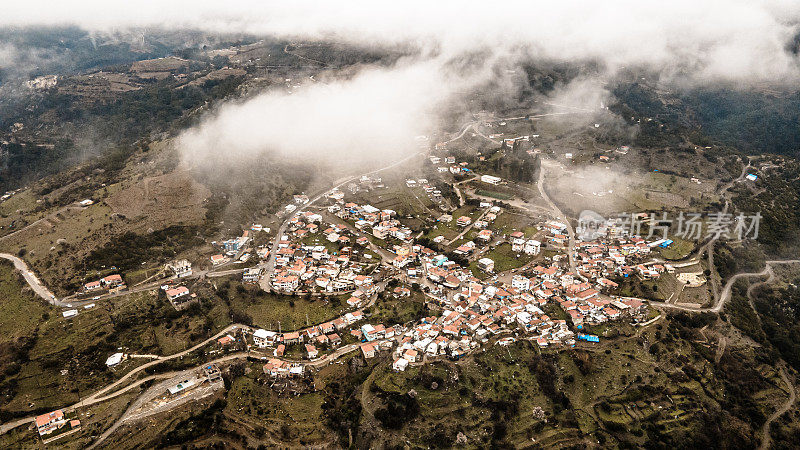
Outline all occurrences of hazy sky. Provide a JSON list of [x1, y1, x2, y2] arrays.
[[5, 1, 800, 165]]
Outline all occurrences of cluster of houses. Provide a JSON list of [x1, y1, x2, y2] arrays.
[[405, 177, 444, 203], [82, 274, 125, 294], [282, 194, 311, 215], [571, 218, 670, 282], [545, 220, 570, 247], [251, 311, 366, 353], [435, 203, 504, 250], [429, 154, 472, 176], [209, 228, 262, 266], [268, 213, 380, 296], [319, 215, 658, 371], [247, 176, 664, 375], [268, 194, 424, 294], [384, 253, 650, 371], [333, 201, 412, 243], [509, 231, 542, 255], [220, 232, 251, 256], [262, 358, 305, 378], [253, 310, 407, 377]]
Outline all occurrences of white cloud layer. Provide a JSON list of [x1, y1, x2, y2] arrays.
[[178, 58, 482, 165], [5, 0, 800, 83]]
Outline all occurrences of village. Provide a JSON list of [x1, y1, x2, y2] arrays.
[[62, 134, 674, 380]]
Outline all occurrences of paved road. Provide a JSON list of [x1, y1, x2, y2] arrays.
[[86, 353, 245, 449], [88, 335, 382, 448], [0, 253, 64, 306]]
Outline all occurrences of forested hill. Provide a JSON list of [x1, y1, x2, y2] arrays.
[[612, 81, 800, 157]]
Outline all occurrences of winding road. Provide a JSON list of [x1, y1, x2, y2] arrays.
[[759, 362, 796, 450], [0, 324, 248, 435], [650, 260, 800, 313], [0, 274, 391, 437]]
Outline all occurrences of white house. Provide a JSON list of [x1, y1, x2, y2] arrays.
[[393, 357, 409, 371], [253, 329, 277, 347], [480, 175, 502, 185], [165, 286, 189, 302], [477, 258, 495, 273], [36, 410, 66, 436], [511, 275, 531, 291], [242, 267, 262, 283], [166, 259, 192, 278], [524, 239, 541, 255]]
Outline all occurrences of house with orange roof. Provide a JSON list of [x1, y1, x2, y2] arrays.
[[36, 409, 66, 436], [361, 342, 377, 358]]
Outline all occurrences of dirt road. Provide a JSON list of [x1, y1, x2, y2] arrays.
[[537, 160, 577, 273], [759, 362, 796, 450]]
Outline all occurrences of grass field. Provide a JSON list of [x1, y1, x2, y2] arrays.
[[242, 292, 348, 331], [656, 237, 696, 260], [469, 242, 536, 276], [474, 189, 512, 200], [0, 189, 35, 215], [368, 289, 426, 326], [489, 210, 539, 237], [0, 261, 53, 340], [0, 201, 118, 295], [225, 368, 331, 445]]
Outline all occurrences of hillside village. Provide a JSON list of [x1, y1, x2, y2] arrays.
[[56, 130, 679, 378]]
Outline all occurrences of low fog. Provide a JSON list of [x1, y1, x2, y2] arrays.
[[178, 58, 483, 166]]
